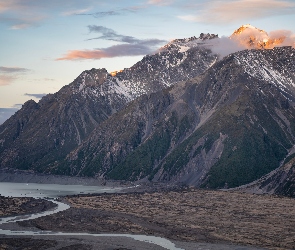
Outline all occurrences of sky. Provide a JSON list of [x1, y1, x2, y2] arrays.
[[1, 0, 295, 124]]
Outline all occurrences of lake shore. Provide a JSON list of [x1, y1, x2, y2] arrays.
[[0, 168, 109, 186]]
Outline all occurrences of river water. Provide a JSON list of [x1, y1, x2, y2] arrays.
[[0, 182, 185, 250]]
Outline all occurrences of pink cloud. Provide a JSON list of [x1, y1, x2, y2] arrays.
[[56, 28, 167, 61], [0, 75, 16, 86], [179, 0, 295, 24], [57, 49, 107, 60]]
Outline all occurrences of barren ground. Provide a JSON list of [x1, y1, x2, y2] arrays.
[[17, 189, 295, 250]]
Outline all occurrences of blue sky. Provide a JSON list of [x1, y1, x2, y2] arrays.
[[0, 0, 295, 123]]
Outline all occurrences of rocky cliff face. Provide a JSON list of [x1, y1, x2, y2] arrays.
[[53, 47, 295, 188], [0, 34, 217, 172]]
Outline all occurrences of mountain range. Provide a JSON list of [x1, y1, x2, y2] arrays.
[[1, 25, 295, 196]]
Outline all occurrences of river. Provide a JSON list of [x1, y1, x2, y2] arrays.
[[0, 182, 185, 250], [0, 182, 266, 250]]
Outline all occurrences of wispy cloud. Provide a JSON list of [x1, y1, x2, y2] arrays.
[[0, 1, 145, 29], [12, 104, 23, 109], [78, 10, 121, 18], [179, 0, 295, 24], [0, 0, 95, 12], [0, 66, 30, 73], [0, 1, 48, 29], [77, 7, 140, 19], [0, 0, 99, 29], [0, 75, 16, 86], [43, 78, 55, 81], [57, 25, 167, 60], [57, 43, 162, 60], [87, 25, 164, 45], [0, 66, 30, 86], [147, 0, 174, 6], [62, 8, 91, 16], [24, 93, 47, 99]]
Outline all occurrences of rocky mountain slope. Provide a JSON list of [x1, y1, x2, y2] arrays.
[[1, 25, 295, 191], [259, 156, 295, 197], [52, 46, 295, 188], [0, 34, 217, 172], [237, 152, 295, 197]]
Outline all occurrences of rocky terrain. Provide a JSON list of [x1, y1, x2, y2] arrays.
[[16, 189, 295, 250], [0, 238, 58, 250], [237, 154, 295, 197]]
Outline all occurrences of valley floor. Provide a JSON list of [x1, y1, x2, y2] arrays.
[[4, 188, 293, 250], [0, 196, 56, 217]]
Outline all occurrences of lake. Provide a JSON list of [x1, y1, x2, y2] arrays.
[[0, 182, 123, 199]]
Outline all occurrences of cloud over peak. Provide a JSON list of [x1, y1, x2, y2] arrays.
[[207, 25, 295, 58], [57, 25, 167, 61]]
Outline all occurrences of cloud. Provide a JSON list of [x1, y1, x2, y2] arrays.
[[0, 12, 47, 29], [0, 0, 99, 29], [0, 2, 143, 29], [77, 7, 141, 19], [62, 8, 91, 16], [24, 93, 47, 99], [206, 37, 246, 58], [43, 78, 55, 81], [179, 0, 295, 24], [206, 28, 295, 58], [78, 10, 122, 18], [57, 43, 163, 60], [12, 104, 23, 109], [77, 10, 123, 18], [87, 25, 165, 45], [0, 0, 95, 12], [268, 30, 295, 47], [10, 23, 31, 30], [147, 0, 174, 6], [0, 66, 30, 86], [0, 75, 16, 86], [0, 66, 30, 73], [0, 108, 19, 124], [57, 26, 167, 60]]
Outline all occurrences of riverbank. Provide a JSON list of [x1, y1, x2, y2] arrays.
[[0, 196, 56, 217], [16, 188, 295, 250]]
